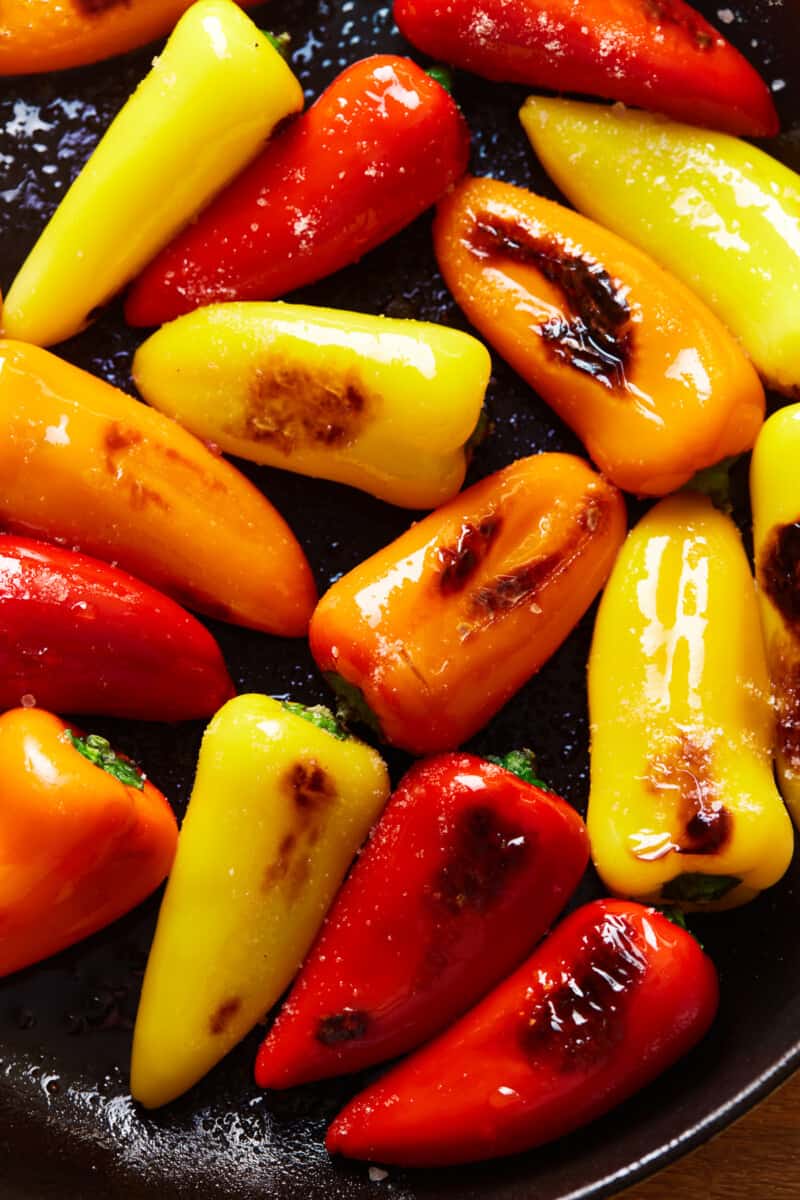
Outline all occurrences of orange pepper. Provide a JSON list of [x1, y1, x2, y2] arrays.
[[434, 176, 764, 497], [0, 708, 177, 977], [0, 0, 261, 75], [0, 340, 316, 636], [309, 452, 626, 755]]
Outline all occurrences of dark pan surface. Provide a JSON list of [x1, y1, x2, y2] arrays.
[[1, 2, 799, 1196]]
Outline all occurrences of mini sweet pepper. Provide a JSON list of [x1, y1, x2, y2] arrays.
[[133, 302, 491, 509], [588, 492, 794, 909]]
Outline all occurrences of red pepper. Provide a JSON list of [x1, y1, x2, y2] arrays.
[[255, 751, 589, 1088], [326, 899, 718, 1166], [125, 55, 470, 328], [0, 535, 234, 721], [394, 0, 777, 137]]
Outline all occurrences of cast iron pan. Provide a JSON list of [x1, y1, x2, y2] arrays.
[[1, 1, 799, 1196]]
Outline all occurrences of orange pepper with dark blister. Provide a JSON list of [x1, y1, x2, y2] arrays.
[[0, 0, 260, 76], [434, 176, 765, 497], [309, 452, 626, 755], [0, 708, 178, 977], [0, 340, 316, 636]]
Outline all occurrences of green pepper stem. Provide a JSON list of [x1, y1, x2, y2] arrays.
[[487, 749, 552, 791], [66, 731, 145, 790], [281, 700, 349, 741], [261, 31, 291, 59], [426, 64, 454, 94], [323, 673, 384, 740]]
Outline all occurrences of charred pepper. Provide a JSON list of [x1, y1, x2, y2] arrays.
[[310, 453, 626, 755], [0, 707, 178, 977], [2, 0, 303, 347], [256, 751, 589, 1088], [132, 302, 491, 509], [588, 492, 793, 909], [0, 340, 316, 636], [326, 899, 719, 1165], [124, 55, 470, 327], [434, 175, 764, 497], [131, 695, 390, 1109]]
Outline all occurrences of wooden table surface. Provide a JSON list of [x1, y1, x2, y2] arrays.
[[621, 1068, 800, 1200]]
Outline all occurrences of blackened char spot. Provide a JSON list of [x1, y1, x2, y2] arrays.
[[241, 362, 369, 454], [316, 1010, 370, 1046], [643, 0, 715, 49], [521, 913, 647, 1068], [640, 733, 731, 859], [438, 514, 502, 594], [759, 522, 800, 627], [430, 805, 530, 915], [468, 214, 632, 390], [209, 997, 241, 1036]]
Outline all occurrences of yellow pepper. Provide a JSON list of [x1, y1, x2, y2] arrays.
[[588, 493, 793, 911], [132, 302, 491, 508], [520, 98, 800, 394], [1, 0, 303, 348], [131, 696, 390, 1108], [751, 405, 800, 827]]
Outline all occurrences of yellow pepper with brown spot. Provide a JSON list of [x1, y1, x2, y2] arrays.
[[132, 303, 491, 509], [1, 0, 303, 347], [588, 493, 793, 911], [751, 404, 800, 828], [131, 695, 390, 1109]]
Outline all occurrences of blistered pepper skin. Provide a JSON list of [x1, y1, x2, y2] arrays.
[[326, 900, 719, 1166], [751, 405, 800, 827], [0, 0, 261, 75], [434, 176, 764, 497], [0, 535, 234, 721], [310, 453, 626, 755], [2, 0, 303, 347], [131, 696, 390, 1109], [521, 98, 800, 395], [132, 303, 491, 509], [588, 493, 793, 910], [395, 0, 776, 137], [124, 56, 470, 328], [0, 708, 177, 977], [0, 341, 317, 636], [256, 753, 589, 1088]]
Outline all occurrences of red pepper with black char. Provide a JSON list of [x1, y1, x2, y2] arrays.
[[326, 899, 718, 1166], [125, 55, 470, 328], [0, 535, 234, 721], [394, 0, 777, 137], [255, 751, 589, 1089]]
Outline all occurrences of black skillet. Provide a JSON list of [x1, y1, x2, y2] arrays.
[[1, 1, 799, 1196]]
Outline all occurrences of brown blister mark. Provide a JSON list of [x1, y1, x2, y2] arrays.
[[104, 422, 169, 513], [768, 639, 800, 772], [520, 913, 647, 1069], [639, 732, 731, 860], [429, 805, 531, 915], [467, 213, 632, 390], [240, 362, 370, 455], [438, 514, 502, 595], [262, 761, 338, 899], [316, 1010, 370, 1046], [162, 446, 227, 494], [643, 0, 716, 49], [76, 0, 132, 14], [759, 522, 800, 628], [461, 487, 611, 635], [209, 997, 241, 1036]]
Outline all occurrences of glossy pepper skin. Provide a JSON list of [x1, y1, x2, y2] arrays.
[[588, 493, 793, 911], [124, 56, 470, 328], [256, 752, 589, 1088], [0, 708, 177, 977], [310, 453, 626, 755], [2, 0, 303, 347], [521, 98, 800, 395], [0, 341, 316, 636], [751, 405, 800, 828], [326, 899, 719, 1166], [0, 0, 262, 75], [131, 695, 390, 1109], [0, 535, 234, 721], [133, 302, 491, 509], [434, 176, 764, 497], [395, 0, 776, 137]]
